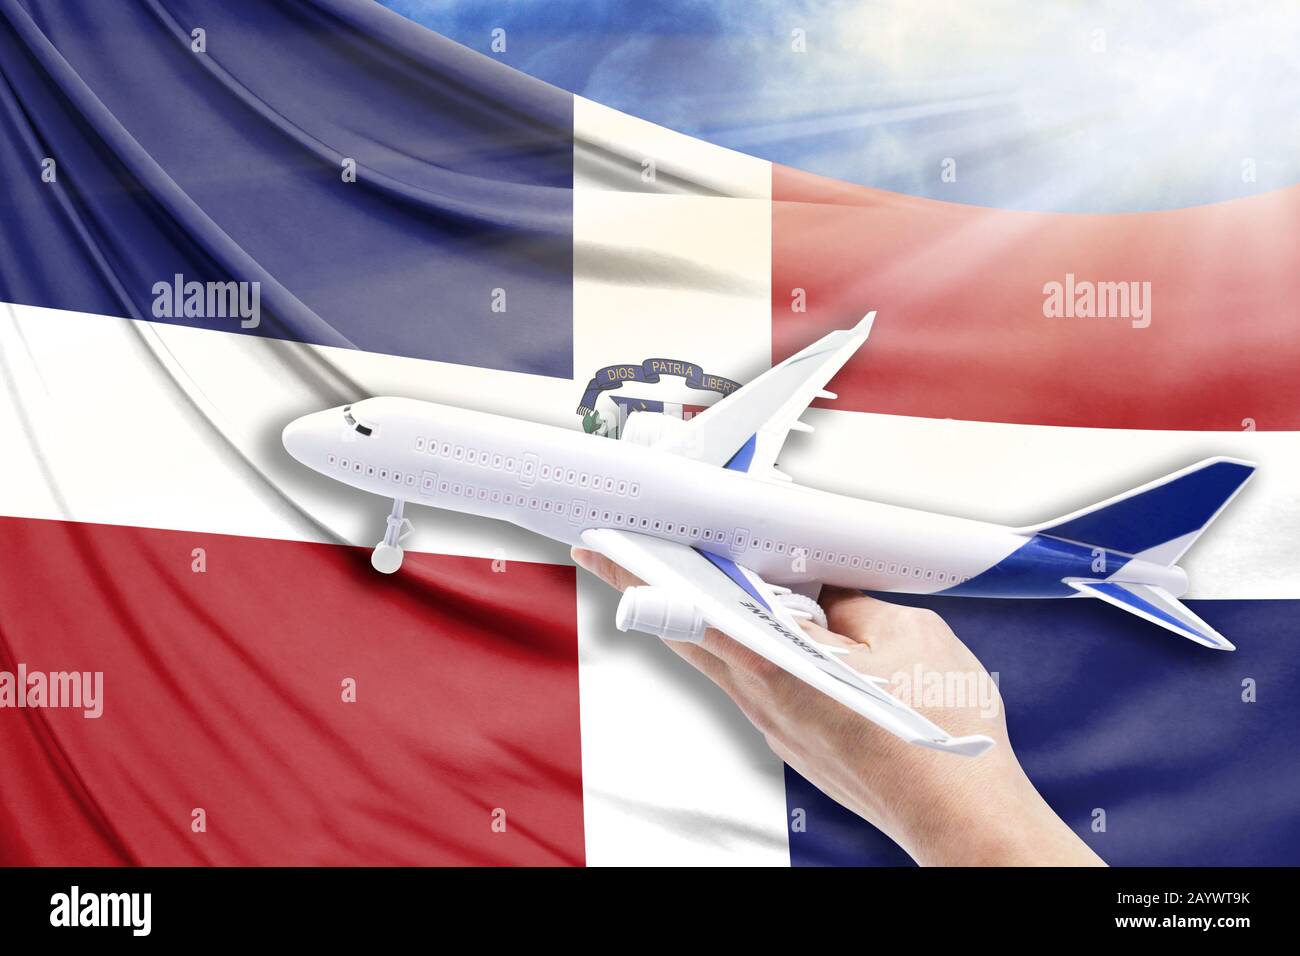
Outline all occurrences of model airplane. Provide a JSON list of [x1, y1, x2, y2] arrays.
[[282, 313, 1255, 757]]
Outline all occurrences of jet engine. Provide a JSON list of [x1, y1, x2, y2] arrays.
[[615, 586, 707, 644], [620, 410, 689, 448]]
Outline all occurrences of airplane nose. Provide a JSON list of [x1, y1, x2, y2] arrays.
[[281, 414, 314, 464]]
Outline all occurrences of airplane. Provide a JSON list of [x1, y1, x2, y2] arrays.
[[281, 313, 1255, 758]]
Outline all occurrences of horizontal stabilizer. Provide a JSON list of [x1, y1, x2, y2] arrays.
[[1067, 579, 1235, 651]]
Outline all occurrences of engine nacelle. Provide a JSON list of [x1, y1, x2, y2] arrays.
[[620, 411, 689, 448], [615, 586, 707, 644]]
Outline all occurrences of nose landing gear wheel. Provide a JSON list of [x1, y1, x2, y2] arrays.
[[371, 498, 413, 574], [371, 543, 404, 574]]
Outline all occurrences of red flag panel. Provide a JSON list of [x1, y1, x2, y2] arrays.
[[0, 517, 583, 865], [774, 166, 1300, 429]]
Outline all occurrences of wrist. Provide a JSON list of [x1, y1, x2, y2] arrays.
[[884, 761, 1102, 866]]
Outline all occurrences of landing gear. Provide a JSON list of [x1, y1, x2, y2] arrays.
[[371, 498, 413, 574], [774, 590, 828, 629]]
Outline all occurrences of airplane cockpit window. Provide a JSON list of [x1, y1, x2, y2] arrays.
[[342, 406, 373, 436]]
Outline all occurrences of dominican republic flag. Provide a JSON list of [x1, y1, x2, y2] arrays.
[[1, 0, 1297, 866]]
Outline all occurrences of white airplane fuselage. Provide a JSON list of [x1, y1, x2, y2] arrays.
[[283, 397, 1186, 599]]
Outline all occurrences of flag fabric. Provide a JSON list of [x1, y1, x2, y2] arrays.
[[1, 0, 1296, 866]]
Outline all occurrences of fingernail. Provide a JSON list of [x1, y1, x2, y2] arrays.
[[571, 547, 596, 572]]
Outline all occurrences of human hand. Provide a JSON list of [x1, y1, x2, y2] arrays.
[[572, 547, 1104, 867]]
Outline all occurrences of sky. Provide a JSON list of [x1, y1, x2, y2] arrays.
[[380, 0, 1300, 212]]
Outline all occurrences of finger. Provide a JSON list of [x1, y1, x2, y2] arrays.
[[572, 548, 742, 680], [819, 586, 904, 646], [797, 619, 859, 651], [694, 624, 804, 682], [666, 629, 738, 690], [797, 620, 880, 679], [571, 546, 644, 592], [572, 546, 781, 680]]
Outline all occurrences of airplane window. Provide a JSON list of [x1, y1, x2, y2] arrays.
[[566, 470, 577, 484], [629, 483, 640, 497], [327, 454, 337, 466], [541, 465, 551, 479], [415, 438, 425, 451], [493, 455, 503, 469], [467, 449, 478, 464], [617, 480, 627, 495]]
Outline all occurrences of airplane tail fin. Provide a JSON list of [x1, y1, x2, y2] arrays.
[[1066, 580, 1235, 650], [1020, 457, 1256, 566]]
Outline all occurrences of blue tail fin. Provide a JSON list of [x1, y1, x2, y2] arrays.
[[1022, 457, 1255, 564]]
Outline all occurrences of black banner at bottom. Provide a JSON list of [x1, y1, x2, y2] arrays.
[[0, 866, 1276, 941]]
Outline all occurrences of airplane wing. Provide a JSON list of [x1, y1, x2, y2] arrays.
[[581, 527, 995, 757], [656, 313, 875, 482]]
